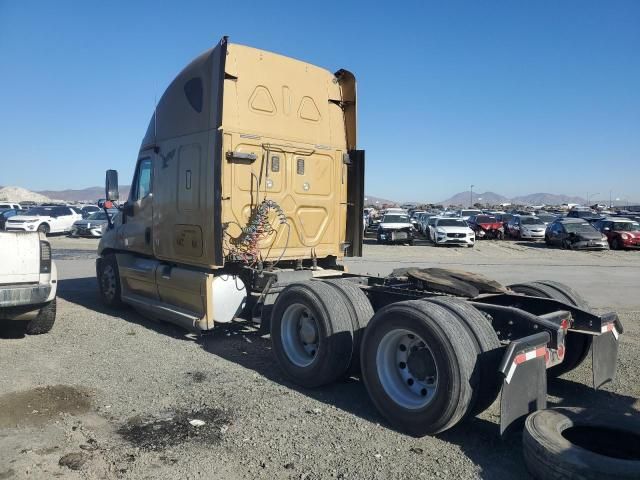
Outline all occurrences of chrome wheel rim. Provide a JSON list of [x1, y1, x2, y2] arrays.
[[102, 264, 117, 300], [376, 329, 438, 409], [280, 304, 320, 368]]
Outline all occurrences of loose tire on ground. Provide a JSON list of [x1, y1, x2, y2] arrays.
[[97, 254, 124, 308], [420, 297, 502, 415], [360, 300, 478, 436], [508, 281, 592, 376], [322, 279, 374, 374], [523, 407, 640, 480], [270, 281, 354, 388], [25, 298, 57, 334]]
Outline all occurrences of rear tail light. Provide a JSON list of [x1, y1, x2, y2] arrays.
[[40, 241, 51, 273]]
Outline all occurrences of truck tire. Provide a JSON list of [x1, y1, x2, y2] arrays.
[[420, 297, 502, 415], [360, 300, 477, 436], [26, 298, 57, 334], [97, 254, 124, 308], [523, 407, 640, 480], [322, 279, 374, 374], [270, 281, 354, 388], [508, 281, 592, 377]]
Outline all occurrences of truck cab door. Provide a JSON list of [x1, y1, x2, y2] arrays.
[[121, 155, 154, 256]]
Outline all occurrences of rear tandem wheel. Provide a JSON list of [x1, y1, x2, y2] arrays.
[[270, 281, 355, 388], [360, 300, 479, 436], [508, 280, 592, 377]]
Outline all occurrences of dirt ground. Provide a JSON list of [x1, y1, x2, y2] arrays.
[[1, 235, 638, 479]]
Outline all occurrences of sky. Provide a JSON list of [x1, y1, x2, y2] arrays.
[[0, 1, 638, 202]]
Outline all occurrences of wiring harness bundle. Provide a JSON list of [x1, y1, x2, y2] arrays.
[[225, 199, 290, 265]]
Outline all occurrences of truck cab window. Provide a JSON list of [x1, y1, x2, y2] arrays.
[[135, 158, 152, 200]]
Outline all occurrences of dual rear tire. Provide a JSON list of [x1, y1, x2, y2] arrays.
[[359, 298, 501, 436], [270, 280, 373, 388], [270, 283, 500, 436]]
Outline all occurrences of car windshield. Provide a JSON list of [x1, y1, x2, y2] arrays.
[[536, 213, 555, 221], [475, 215, 497, 223], [461, 210, 481, 216], [383, 215, 410, 223], [87, 212, 108, 220], [521, 217, 545, 226], [612, 222, 640, 232], [26, 207, 56, 216], [498, 214, 513, 222], [564, 222, 596, 234], [438, 219, 467, 227]]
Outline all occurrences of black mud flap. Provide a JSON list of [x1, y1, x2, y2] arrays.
[[499, 332, 549, 435], [344, 149, 364, 257], [592, 322, 620, 389]]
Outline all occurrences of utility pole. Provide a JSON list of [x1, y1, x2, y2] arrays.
[[609, 190, 612, 209], [470, 185, 474, 208]]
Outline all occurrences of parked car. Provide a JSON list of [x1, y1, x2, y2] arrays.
[[566, 209, 603, 223], [4, 205, 82, 235], [0, 202, 22, 210], [70, 210, 117, 238], [467, 214, 504, 239], [0, 231, 57, 334], [409, 211, 425, 230], [506, 216, 546, 240], [495, 213, 514, 231], [426, 216, 440, 242], [0, 209, 17, 230], [545, 218, 609, 250], [377, 213, 415, 245], [81, 205, 101, 218], [594, 218, 640, 250], [416, 212, 434, 235], [431, 217, 475, 247], [457, 209, 483, 221], [534, 212, 557, 225]]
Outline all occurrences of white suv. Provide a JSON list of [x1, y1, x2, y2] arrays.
[[5, 205, 81, 235], [0, 202, 22, 210], [432, 217, 476, 247], [0, 231, 57, 334]]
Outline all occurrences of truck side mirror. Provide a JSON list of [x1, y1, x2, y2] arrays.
[[106, 170, 119, 201]]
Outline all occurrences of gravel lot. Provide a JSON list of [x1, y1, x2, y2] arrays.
[[1, 235, 639, 479]]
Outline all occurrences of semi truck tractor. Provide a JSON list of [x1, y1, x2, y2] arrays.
[[97, 37, 621, 436]]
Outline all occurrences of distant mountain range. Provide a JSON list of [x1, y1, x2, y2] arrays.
[[0, 184, 630, 208], [362, 191, 601, 207], [439, 191, 588, 207], [36, 186, 131, 202], [364, 195, 398, 207], [0, 185, 131, 203]]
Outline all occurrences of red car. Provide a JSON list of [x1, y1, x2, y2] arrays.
[[467, 215, 505, 240], [595, 218, 640, 250]]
